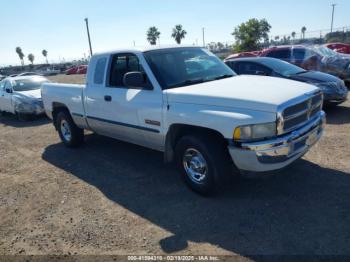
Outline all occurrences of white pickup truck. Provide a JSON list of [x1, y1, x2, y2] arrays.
[[42, 46, 326, 194]]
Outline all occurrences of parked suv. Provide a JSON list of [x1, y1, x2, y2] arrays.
[[260, 45, 350, 87]]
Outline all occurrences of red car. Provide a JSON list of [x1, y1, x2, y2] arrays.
[[66, 65, 88, 75], [224, 51, 260, 61], [77, 65, 87, 74], [325, 43, 350, 54]]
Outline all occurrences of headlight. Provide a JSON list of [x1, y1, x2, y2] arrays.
[[12, 96, 36, 113], [233, 122, 276, 141]]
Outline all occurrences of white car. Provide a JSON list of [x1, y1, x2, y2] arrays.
[[0, 75, 49, 119], [41, 46, 325, 194]]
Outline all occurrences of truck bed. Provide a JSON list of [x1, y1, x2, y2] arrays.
[[41, 83, 86, 120]]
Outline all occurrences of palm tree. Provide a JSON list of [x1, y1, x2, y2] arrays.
[[171, 24, 187, 44], [291, 32, 296, 42], [15, 47, 25, 66], [146, 27, 161, 45], [42, 49, 48, 64], [301, 26, 307, 39], [28, 53, 35, 65]]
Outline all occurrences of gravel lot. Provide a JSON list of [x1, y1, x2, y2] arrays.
[[0, 74, 350, 258]]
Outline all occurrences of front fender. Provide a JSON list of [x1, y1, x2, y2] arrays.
[[165, 103, 277, 139]]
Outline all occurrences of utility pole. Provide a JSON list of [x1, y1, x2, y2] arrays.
[[202, 28, 205, 47], [84, 18, 93, 56], [330, 4, 337, 33]]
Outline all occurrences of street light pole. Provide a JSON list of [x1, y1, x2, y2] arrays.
[[202, 27, 205, 47], [84, 18, 93, 57], [330, 4, 337, 33]]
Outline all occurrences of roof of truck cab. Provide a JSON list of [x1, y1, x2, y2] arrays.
[[94, 45, 202, 56]]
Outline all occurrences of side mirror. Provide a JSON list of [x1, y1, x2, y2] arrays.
[[5, 87, 12, 93], [123, 71, 151, 89]]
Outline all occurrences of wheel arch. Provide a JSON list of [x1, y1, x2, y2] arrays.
[[52, 102, 71, 129], [164, 123, 228, 163]]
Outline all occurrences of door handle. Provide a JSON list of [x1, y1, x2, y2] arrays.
[[104, 95, 112, 102]]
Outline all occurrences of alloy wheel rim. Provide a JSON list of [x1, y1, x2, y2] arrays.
[[183, 148, 208, 184], [60, 120, 72, 142]]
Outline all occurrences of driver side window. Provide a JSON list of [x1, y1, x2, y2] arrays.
[[109, 54, 150, 88]]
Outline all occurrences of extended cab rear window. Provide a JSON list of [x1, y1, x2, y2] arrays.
[[94, 57, 107, 85]]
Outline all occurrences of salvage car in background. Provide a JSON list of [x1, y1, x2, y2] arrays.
[[325, 43, 350, 54], [225, 57, 348, 105], [0, 75, 49, 120], [66, 65, 88, 75], [259, 45, 350, 87], [225, 51, 260, 60]]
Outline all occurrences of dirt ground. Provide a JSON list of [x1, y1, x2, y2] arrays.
[[0, 74, 350, 258]]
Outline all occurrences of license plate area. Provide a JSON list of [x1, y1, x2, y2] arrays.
[[289, 127, 319, 157]]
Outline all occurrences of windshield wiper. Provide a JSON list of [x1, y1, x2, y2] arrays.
[[168, 78, 206, 88], [214, 74, 234, 80]]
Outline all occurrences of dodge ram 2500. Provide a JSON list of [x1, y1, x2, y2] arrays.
[[42, 46, 326, 194]]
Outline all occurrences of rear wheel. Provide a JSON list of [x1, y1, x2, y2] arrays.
[[56, 111, 84, 147], [175, 135, 232, 195]]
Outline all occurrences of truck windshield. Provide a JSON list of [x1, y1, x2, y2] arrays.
[[13, 77, 48, 91], [144, 47, 236, 89]]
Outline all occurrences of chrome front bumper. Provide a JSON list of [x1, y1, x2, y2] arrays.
[[229, 111, 326, 172]]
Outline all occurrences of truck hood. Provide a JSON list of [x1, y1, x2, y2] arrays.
[[13, 89, 42, 100], [165, 75, 318, 113]]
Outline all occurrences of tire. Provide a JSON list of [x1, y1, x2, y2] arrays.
[[175, 134, 232, 195], [56, 111, 84, 147]]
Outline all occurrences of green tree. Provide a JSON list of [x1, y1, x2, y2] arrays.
[[42, 49, 48, 64], [28, 53, 35, 65], [147, 27, 161, 45], [15, 47, 25, 66], [301, 26, 307, 39], [232, 18, 271, 52], [171, 24, 187, 44], [216, 42, 224, 50]]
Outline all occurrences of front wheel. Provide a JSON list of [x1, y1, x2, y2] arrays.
[[56, 111, 84, 147], [175, 135, 232, 195]]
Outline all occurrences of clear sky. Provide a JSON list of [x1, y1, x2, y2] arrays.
[[1, 0, 349, 66]]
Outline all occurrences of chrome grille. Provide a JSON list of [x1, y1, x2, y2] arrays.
[[278, 91, 323, 134]]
